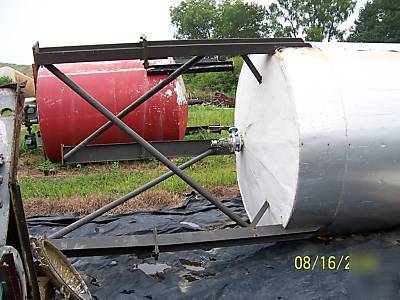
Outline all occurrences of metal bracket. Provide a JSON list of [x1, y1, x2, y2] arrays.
[[141, 35, 149, 69], [153, 226, 159, 260], [241, 55, 262, 84], [251, 200, 270, 227]]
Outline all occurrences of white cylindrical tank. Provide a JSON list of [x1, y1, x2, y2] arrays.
[[235, 43, 400, 234]]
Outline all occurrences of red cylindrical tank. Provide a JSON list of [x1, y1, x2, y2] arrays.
[[36, 60, 188, 162]]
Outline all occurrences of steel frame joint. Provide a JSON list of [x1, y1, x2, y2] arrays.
[[241, 55, 262, 84]]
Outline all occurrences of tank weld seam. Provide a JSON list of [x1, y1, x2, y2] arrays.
[[277, 55, 301, 227], [322, 52, 349, 228]]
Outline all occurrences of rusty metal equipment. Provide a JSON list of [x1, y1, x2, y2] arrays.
[[211, 92, 235, 107], [0, 85, 40, 299], [0, 85, 92, 299], [190, 92, 236, 107]]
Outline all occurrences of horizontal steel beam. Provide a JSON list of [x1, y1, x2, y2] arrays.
[[39, 38, 305, 51], [62, 140, 219, 164], [147, 61, 234, 75], [33, 38, 311, 65], [50, 225, 318, 257]]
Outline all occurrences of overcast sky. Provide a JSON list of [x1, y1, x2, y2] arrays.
[[1, 0, 368, 64]]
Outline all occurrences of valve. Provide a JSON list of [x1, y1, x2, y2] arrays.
[[228, 127, 242, 152], [210, 127, 243, 154]]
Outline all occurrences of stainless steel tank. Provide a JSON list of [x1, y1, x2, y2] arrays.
[[235, 43, 400, 234]]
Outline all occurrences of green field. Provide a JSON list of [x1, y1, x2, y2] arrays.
[[19, 105, 237, 215], [187, 105, 234, 127]]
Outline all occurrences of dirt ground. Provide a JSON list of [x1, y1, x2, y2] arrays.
[[23, 186, 240, 217]]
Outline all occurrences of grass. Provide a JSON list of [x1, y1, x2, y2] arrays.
[[188, 105, 234, 127], [19, 105, 238, 215], [0, 76, 13, 85], [186, 105, 234, 140], [21, 156, 237, 199]]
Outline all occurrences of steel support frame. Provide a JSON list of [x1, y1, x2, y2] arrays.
[[33, 38, 314, 250], [45, 63, 249, 232]]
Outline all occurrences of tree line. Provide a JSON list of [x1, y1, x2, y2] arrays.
[[170, 0, 400, 98], [171, 0, 400, 42]]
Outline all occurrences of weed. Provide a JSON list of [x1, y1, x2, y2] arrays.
[[0, 76, 12, 85], [37, 160, 59, 173]]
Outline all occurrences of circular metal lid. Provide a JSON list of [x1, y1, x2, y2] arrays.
[[31, 238, 91, 300]]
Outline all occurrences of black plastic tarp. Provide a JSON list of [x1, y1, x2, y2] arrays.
[[28, 195, 400, 299]]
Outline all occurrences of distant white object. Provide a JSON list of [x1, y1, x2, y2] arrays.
[[235, 43, 400, 234], [0, 66, 35, 97]]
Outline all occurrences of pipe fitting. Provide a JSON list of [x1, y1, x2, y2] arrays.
[[228, 127, 243, 152], [211, 127, 243, 154]]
